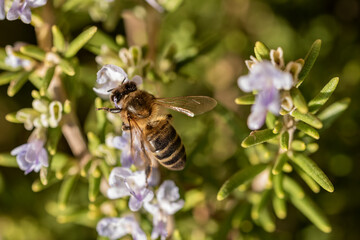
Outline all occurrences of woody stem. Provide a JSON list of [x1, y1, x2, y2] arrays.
[[35, 2, 91, 169]]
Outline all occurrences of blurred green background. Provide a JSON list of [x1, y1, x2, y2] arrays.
[[0, 0, 359, 239]]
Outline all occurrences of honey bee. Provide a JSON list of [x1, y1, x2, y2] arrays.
[[97, 80, 217, 179]]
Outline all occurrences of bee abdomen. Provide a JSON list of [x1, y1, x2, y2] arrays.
[[156, 135, 181, 160], [148, 123, 186, 170], [159, 145, 186, 170], [148, 124, 177, 151]]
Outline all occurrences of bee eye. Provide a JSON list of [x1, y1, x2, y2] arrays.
[[111, 91, 122, 103], [126, 82, 137, 92]]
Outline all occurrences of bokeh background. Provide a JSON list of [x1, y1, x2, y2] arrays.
[[0, 0, 359, 239]]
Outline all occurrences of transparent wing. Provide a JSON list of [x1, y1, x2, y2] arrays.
[[154, 96, 217, 117], [128, 118, 152, 179]]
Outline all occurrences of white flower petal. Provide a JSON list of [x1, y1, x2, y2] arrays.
[[132, 75, 143, 86], [129, 196, 143, 211], [144, 202, 160, 216], [96, 217, 127, 240], [28, 0, 47, 8], [107, 186, 130, 199], [96, 64, 128, 84], [237, 75, 253, 92], [11, 143, 29, 156], [108, 167, 133, 186], [247, 108, 267, 130], [39, 148, 49, 167]]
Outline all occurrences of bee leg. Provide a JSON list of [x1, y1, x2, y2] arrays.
[[145, 165, 152, 187], [122, 122, 131, 131], [166, 114, 173, 120], [96, 107, 122, 113]]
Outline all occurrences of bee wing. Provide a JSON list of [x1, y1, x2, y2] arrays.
[[154, 96, 217, 117], [128, 118, 153, 179]]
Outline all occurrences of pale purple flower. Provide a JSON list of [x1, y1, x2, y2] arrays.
[[107, 167, 154, 211], [113, 131, 138, 168], [156, 180, 184, 215], [11, 139, 48, 174], [94, 64, 143, 99], [252, 168, 270, 192], [97, 215, 147, 240], [6, 0, 47, 24], [144, 202, 169, 240], [148, 167, 160, 187], [94, 64, 128, 98], [0, 0, 5, 20], [145, 0, 164, 13], [144, 180, 184, 240], [151, 213, 168, 240], [238, 61, 293, 130], [5, 44, 31, 69]]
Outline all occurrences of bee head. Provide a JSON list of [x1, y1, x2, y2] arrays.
[[110, 81, 137, 104]]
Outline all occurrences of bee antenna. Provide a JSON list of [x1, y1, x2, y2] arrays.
[[107, 88, 114, 93], [122, 77, 127, 85]]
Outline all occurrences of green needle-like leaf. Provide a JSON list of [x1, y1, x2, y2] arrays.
[[40, 166, 50, 186], [280, 131, 289, 151], [291, 88, 308, 114], [290, 195, 332, 233], [47, 127, 62, 155], [95, 97, 106, 134], [272, 195, 287, 219], [283, 175, 305, 199], [272, 152, 289, 175], [0, 72, 23, 86], [99, 160, 110, 180], [0, 154, 17, 167], [28, 71, 42, 89], [52, 25, 66, 53], [296, 121, 319, 139], [266, 112, 276, 129], [7, 71, 31, 97], [56, 209, 98, 227], [306, 142, 319, 153], [272, 121, 283, 134], [297, 39, 321, 86], [308, 77, 339, 113], [80, 159, 92, 178], [58, 174, 79, 209], [32, 177, 60, 192], [241, 129, 278, 148], [86, 30, 120, 53], [294, 165, 320, 193], [258, 207, 276, 232], [51, 153, 70, 173], [41, 66, 55, 94], [291, 140, 306, 151], [235, 94, 255, 105], [231, 203, 251, 228], [5, 112, 22, 123], [63, 100, 71, 114], [20, 45, 46, 61], [251, 189, 271, 220], [59, 59, 75, 76], [217, 164, 267, 201], [273, 172, 285, 199], [318, 98, 350, 129], [289, 153, 334, 192], [88, 169, 101, 202], [290, 109, 323, 129], [254, 41, 270, 60], [64, 26, 98, 58]]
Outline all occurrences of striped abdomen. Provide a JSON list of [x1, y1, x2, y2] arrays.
[[146, 120, 186, 170]]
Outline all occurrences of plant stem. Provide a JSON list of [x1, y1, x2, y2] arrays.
[[35, 2, 91, 169]]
